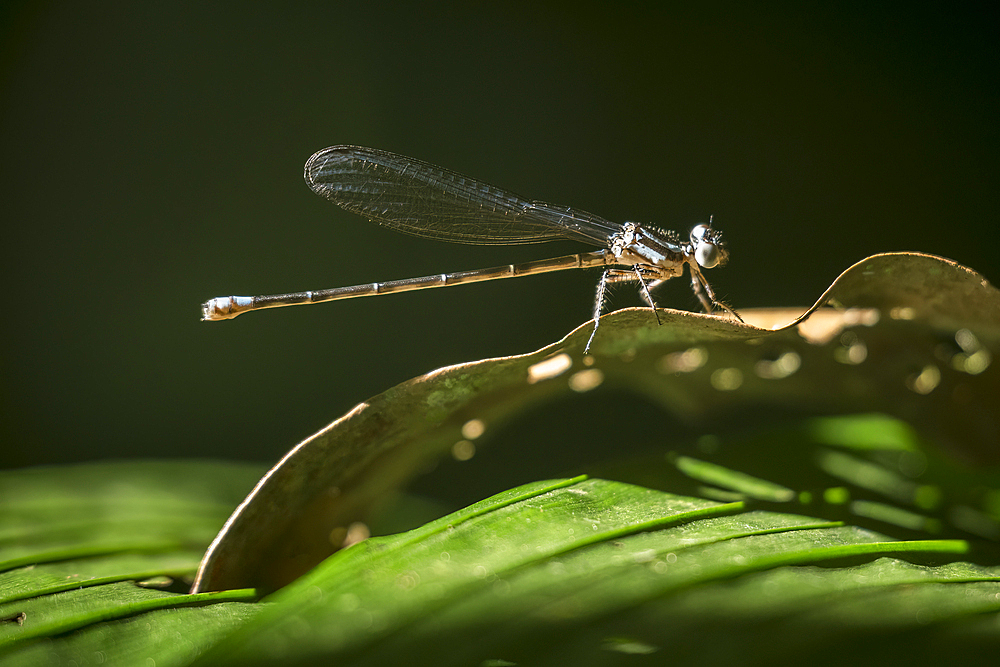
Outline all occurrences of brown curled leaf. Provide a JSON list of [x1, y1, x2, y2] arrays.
[[192, 252, 1000, 593]]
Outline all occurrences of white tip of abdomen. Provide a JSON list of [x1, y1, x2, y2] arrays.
[[201, 296, 252, 321]]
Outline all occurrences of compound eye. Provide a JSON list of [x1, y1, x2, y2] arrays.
[[690, 224, 710, 245], [695, 241, 722, 268]]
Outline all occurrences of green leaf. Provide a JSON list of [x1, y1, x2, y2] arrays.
[[194, 475, 998, 666], [0, 461, 266, 665], [6, 447, 1000, 665]]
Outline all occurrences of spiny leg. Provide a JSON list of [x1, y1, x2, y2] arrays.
[[632, 265, 662, 325], [585, 269, 613, 353], [689, 263, 744, 323], [585, 266, 662, 353]]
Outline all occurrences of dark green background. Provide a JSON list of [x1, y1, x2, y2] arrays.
[[2, 3, 996, 478]]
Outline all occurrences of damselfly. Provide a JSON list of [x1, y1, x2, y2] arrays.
[[202, 146, 741, 352]]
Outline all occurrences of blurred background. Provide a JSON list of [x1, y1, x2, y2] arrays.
[[2, 3, 997, 487]]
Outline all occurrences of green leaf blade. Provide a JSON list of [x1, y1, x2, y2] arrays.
[[200, 477, 996, 666]]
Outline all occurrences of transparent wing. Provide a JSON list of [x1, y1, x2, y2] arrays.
[[304, 145, 620, 246]]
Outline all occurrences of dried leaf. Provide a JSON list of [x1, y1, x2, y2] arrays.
[[192, 252, 1000, 593]]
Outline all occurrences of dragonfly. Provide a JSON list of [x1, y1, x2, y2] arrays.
[[202, 145, 741, 352]]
